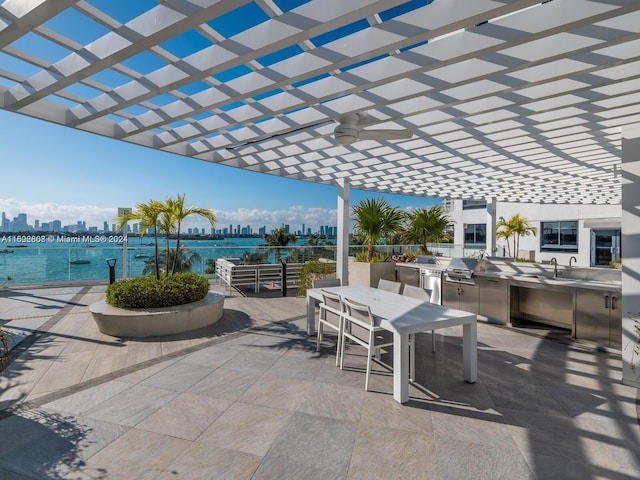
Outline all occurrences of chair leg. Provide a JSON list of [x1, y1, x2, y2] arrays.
[[409, 333, 415, 382], [339, 329, 346, 370], [335, 318, 342, 367], [316, 320, 323, 352], [365, 331, 374, 391], [432, 331, 436, 353], [365, 350, 372, 391]]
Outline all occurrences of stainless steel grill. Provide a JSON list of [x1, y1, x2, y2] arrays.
[[444, 258, 480, 285]]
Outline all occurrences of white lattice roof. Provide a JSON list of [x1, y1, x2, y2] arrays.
[[1, 0, 638, 204]]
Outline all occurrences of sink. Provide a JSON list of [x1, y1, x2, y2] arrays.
[[518, 274, 573, 282]]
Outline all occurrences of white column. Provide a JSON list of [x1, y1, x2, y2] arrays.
[[486, 197, 497, 257], [622, 125, 640, 388], [336, 179, 350, 286]]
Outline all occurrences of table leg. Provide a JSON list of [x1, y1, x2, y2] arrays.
[[306, 296, 318, 336], [393, 331, 409, 403], [462, 319, 477, 383]]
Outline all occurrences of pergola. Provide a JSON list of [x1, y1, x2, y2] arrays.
[[1, 0, 639, 384]]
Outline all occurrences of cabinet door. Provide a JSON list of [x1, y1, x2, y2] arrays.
[[575, 289, 610, 345], [442, 281, 459, 308], [478, 277, 509, 324], [458, 284, 479, 314]]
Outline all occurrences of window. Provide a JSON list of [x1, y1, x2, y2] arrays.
[[541, 221, 578, 252], [464, 223, 486, 247], [462, 199, 487, 210]]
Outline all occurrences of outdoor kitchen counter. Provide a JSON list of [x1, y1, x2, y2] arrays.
[[473, 270, 621, 292]]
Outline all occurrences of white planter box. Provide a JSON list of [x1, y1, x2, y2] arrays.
[[348, 262, 396, 287]]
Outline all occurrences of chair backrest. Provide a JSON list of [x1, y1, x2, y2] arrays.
[[343, 297, 375, 327], [313, 278, 341, 288], [377, 278, 401, 294], [321, 289, 343, 314], [402, 284, 432, 301]]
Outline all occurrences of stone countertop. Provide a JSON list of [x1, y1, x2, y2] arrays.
[[473, 270, 621, 292]]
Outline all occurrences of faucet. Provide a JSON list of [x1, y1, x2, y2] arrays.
[[569, 256, 577, 267], [550, 257, 558, 278]]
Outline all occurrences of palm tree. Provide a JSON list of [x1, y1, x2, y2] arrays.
[[403, 206, 450, 254], [164, 194, 216, 275], [263, 227, 296, 263], [497, 214, 536, 258], [143, 247, 202, 275], [115, 200, 164, 279], [352, 197, 405, 262]]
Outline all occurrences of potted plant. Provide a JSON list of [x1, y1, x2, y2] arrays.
[[90, 194, 223, 338], [350, 197, 404, 287]]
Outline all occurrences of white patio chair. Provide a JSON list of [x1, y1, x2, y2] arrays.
[[403, 284, 437, 354], [340, 297, 394, 391], [317, 289, 345, 366], [377, 278, 401, 294]]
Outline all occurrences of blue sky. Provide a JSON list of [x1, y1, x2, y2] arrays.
[[0, 109, 440, 232]]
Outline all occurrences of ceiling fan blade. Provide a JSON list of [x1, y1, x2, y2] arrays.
[[225, 120, 332, 151], [358, 129, 413, 141]]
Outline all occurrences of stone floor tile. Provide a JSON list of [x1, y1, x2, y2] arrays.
[[220, 348, 283, 374], [347, 423, 438, 480], [42, 380, 131, 415], [139, 361, 213, 392], [197, 401, 292, 456], [435, 434, 534, 480], [136, 392, 232, 441], [64, 428, 190, 479], [295, 381, 366, 422], [157, 442, 262, 480], [359, 391, 433, 434], [186, 366, 261, 401], [177, 345, 241, 369], [252, 453, 345, 480], [82, 384, 178, 427], [238, 373, 314, 410], [0, 408, 127, 479], [263, 412, 357, 476]]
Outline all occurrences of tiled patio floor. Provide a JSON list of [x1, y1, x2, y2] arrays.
[[0, 284, 639, 479]]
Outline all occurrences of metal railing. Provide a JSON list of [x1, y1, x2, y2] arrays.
[[0, 242, 470, 286]]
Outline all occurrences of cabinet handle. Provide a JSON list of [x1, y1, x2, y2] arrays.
[[604, 295, 609, 309], [611, 296, 616, 310]]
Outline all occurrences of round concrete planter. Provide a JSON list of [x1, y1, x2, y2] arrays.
[[90, 291, 224, 338]]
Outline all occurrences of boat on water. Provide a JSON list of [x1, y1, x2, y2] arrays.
[[0, 249, 14, 253], [134, 253, 150, 258], [69, 259, 91, 265]]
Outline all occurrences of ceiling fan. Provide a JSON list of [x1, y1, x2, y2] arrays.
[[333, 112, 413, 145], [225, 111, 413, 151]]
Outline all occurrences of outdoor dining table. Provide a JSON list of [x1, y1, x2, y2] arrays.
[[306, 285, 477, 403]]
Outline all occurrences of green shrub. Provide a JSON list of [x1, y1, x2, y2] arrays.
[[298, 260, 336, 296], [354, 251, 389, 263], [106, 272, 209, 309]]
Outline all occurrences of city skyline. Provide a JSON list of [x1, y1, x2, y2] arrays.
[[0, 210, 338, 238]]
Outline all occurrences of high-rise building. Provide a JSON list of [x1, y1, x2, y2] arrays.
[[52, 220, 62, 232], [103, 221, 109, 232]]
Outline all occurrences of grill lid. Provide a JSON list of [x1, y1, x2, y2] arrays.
[[445, 258, 480, 279]]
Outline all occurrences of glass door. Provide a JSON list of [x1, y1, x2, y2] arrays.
[[590, 229, 621, 267]]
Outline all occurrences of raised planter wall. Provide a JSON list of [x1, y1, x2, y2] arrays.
[[348, 261, 396, 287], [90, 291, 224, 338]]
